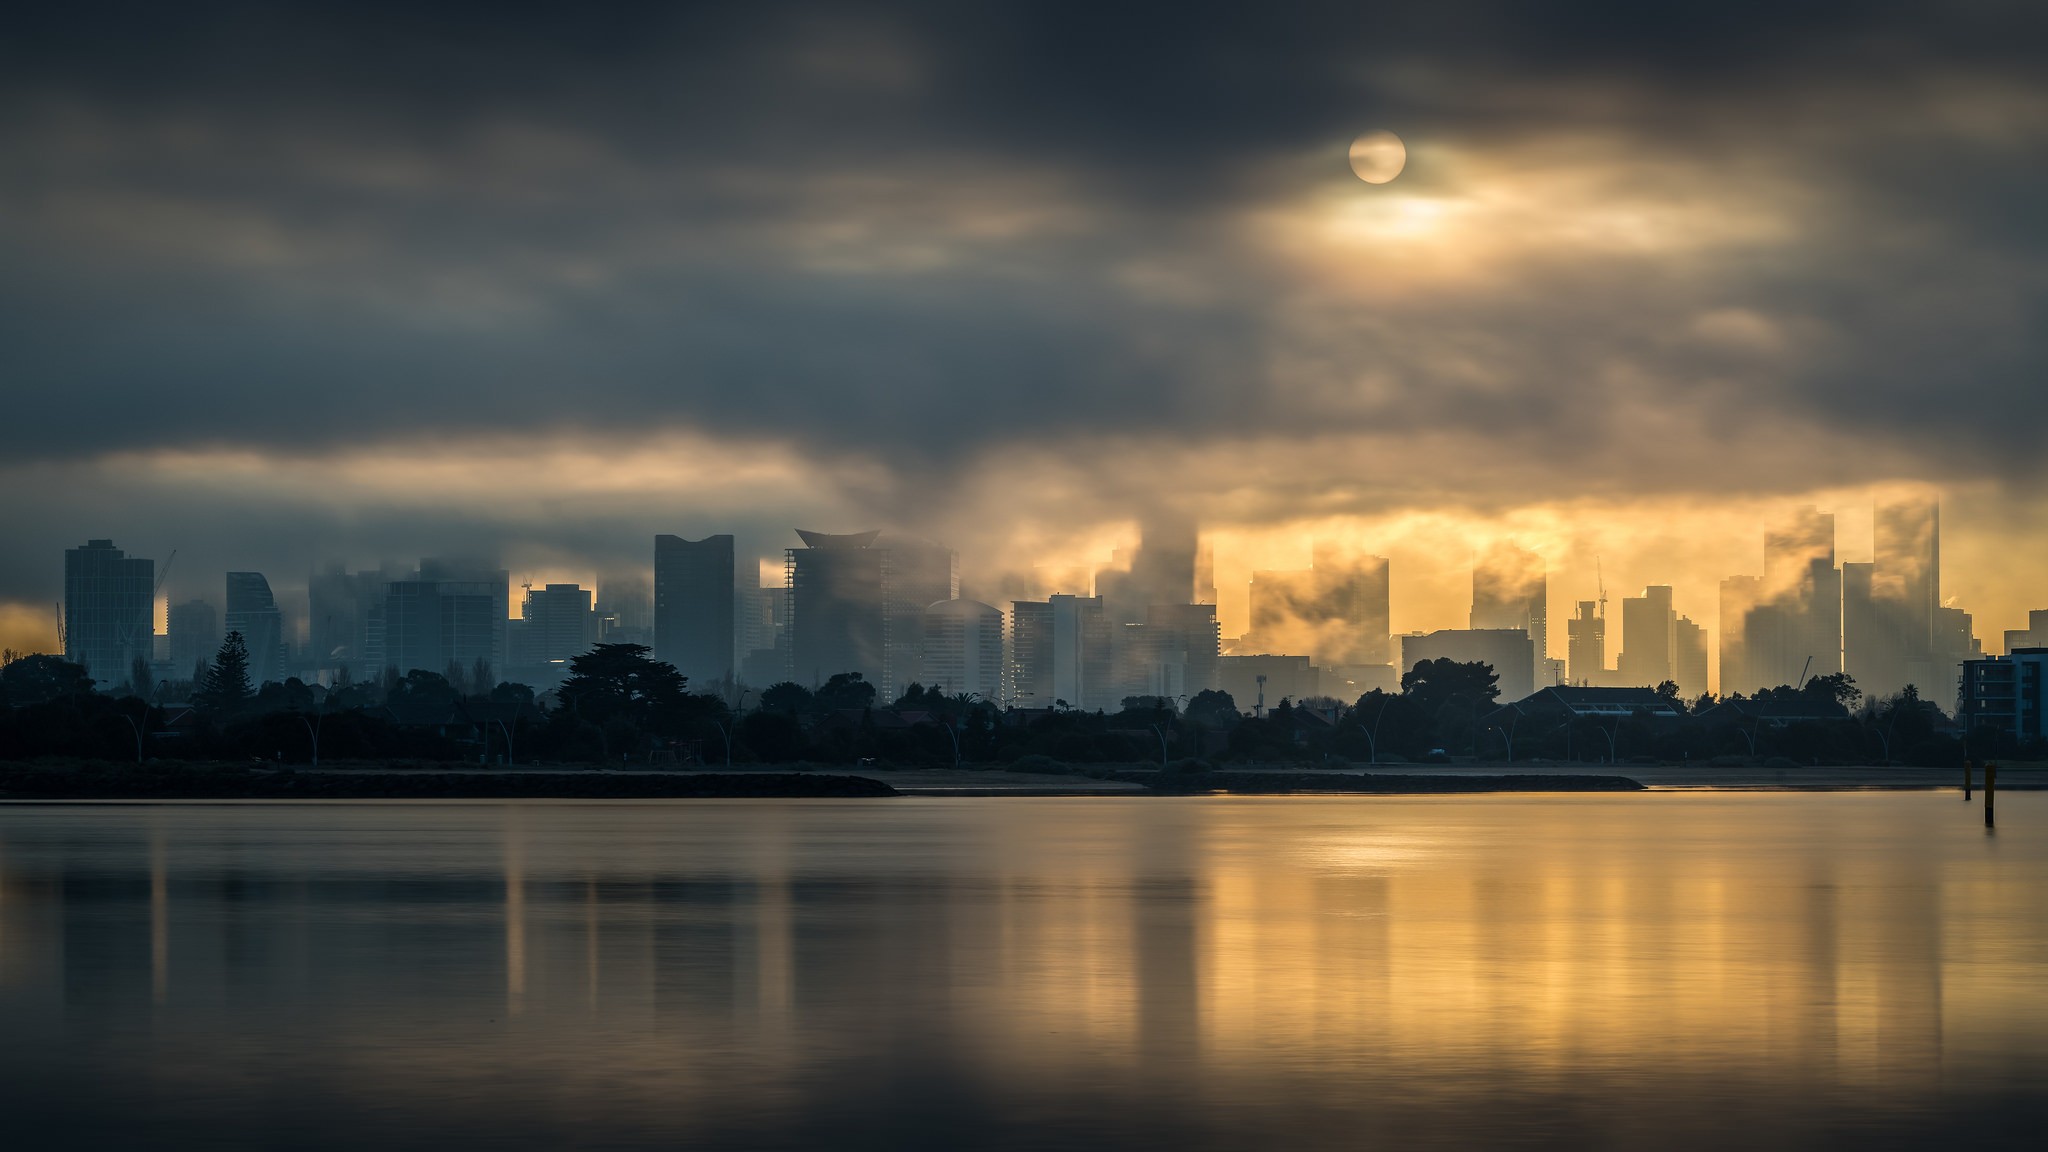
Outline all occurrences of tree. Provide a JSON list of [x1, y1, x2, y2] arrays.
[[128, 656, 154, 700], [1185, 689, 1240, 728], [471, 657, 493, 700], [760, 681, 815, 715], [1803, 672, 1861, 711], [1400, 658, 1500, 713], [556, 643, 687, 730], [0, 654, 94, 706], [814, 672, 876, 712], [194, 632, 254, 716], [1654, 680, 1684, 713]]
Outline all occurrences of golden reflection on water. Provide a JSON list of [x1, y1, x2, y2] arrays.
[[0, 795, 2042, 1148]]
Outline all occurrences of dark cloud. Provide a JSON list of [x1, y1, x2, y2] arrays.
[[1, 1, 2046, 620]]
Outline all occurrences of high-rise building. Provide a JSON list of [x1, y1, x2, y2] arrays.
[[1843, 498, 1941, 699], [1009, 600, 1055, 707], [1567, 600, 1607, 686], [2003, 610, 2048, 655], [787, 530, 887, 688], [1049, 593, 1113, 712], [308, 563, 399, 681], [1400, 628, 1535, 702], [1471, 543, 1547, 689], [225, 572, 287, 688], [1959, 649, 2047, 741], [921, 599, 1003, 703], [1147, 603, 1221, 696], [167, 598, 219, 680], [596, 572, 655, 646], [1718, 575, 1763, 696], [654, 534, 736, 688], [63, 539, 154, 690], [1099, 516, 1197, 625], [515, 583, 597, 670], [1674, 615, 1708, 700], [383, 560, 507, 678], [880, 535, 958, 698], [1616, 586, 1675, 688]]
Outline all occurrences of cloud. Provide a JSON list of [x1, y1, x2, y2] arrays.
[[1, 1, 2045, 651]]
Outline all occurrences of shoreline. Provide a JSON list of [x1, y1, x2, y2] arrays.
[[1, 760, 2036, 800]]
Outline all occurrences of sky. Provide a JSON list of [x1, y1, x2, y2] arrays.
[[4, 1, 2046, 676]]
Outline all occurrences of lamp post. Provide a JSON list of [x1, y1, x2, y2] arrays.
[[1149, 722, 1170, 769]]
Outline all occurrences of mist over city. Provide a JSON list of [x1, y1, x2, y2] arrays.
[[4, 4, 2047, 1150]]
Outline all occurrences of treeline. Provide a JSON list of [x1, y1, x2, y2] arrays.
[[0, 642, 2028, 769]]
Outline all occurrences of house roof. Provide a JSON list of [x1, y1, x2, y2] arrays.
[[1489, 686, 1684, 721]]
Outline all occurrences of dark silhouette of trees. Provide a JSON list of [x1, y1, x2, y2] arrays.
[[1401, 658, 1500, 713], [194, 632, 254, 717], [1185, 689, 1240, 728], [759, 681, 815, 715], [557, 644, 686, 729], [814, 672, 876, 712], [0, 654, 95, 706]]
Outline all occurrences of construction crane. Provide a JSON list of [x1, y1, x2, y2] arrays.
[[1596, 556, 1607, 620]]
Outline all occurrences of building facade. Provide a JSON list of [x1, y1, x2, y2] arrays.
[[63, 539, 154, 691], [224, 572, 287, 688], [921, 599, 1003, 703], [654, 534, 736, 688]]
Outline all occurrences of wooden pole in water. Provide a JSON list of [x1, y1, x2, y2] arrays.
[[1964, 759, 1972, 800], [1985, 762, 1996, 829]]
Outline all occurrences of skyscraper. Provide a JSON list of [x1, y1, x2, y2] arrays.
[[225, 572, 286, 688], [1616, 585, 1675, 688], [1843, 497, 1941, 699], [787, 530, 887, 688], [1674, 615, 1708, 700], [515, 583, 597, 669], [167, 598, 218, 680], [1471, 543, 1546, 689], [309, 563, 398, 681], [1050, 593, 1113, 712], [1567, 600, 1606, 686], [1009, 599, 1055, 707], [879, 534, 958, 698], [654, 533, 736, 688], [63, 539, 154, 690], [383, 559, 508, 678], [1718, 575, 1763, 696], [921, 599, 1003, 702]]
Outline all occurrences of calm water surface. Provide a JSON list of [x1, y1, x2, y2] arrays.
[[0, 794, 2042, 1149]]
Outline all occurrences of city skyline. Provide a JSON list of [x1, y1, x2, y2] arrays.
[[42, 494, 2020, 704]]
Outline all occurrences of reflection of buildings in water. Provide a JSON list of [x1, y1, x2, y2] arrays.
[[504, 815, 525, 1014]]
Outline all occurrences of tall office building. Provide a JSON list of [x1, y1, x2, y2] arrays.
[[1050, 593, 1114, 712], [880, 535, 959, 698], [1761, 506, 1841, 684], [1471, 543, 1547, 689], [1674, 615, 1709, 700], [63, 539, 154, 690], [921, 599, 1003, 702], [225, 572, 287, 688], [1843, 498, 1941, 699], [1009, 600, 1055, 707], [1616, 585, 1676, 688], [1100, 516, 1197, 625], [515, 583, 597, 669], [383, 560, 508, 678], [1147, 603, 1221, 696], [1567, 600, 1607, 686], [654, 534, 736, 688], [596, 572, 655, 645], [787, 530, 887, 688], [1718, 575, 1763, 696], [2003, 610, 2048, 655], [167, 598, 219, 679], [309, 563, 398, 680]]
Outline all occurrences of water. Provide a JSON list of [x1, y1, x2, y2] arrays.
[[0, 794, 2041, 1149]]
